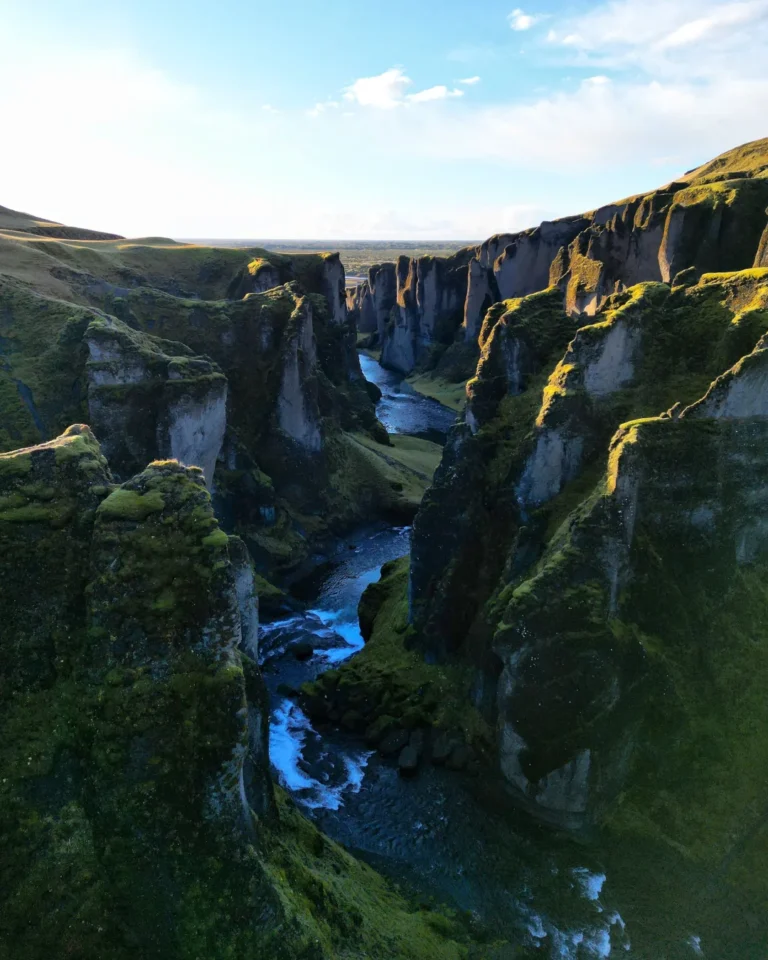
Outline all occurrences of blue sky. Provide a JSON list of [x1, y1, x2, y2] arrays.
[[1, 0, 767, 240]]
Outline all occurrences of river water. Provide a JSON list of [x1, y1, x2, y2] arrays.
[[257, 354, 706, 958]]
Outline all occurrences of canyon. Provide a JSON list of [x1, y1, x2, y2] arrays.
[[2, 136, 768, 959]]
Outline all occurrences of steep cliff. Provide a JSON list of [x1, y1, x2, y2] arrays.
[[378, 263, 768, 932], [377, 138, 768, 378], [412, 268, 768, 655], [346, 261, 397, 342], [0, 212, 411, 580], [380, 252, 474, 374], [0, 429, 470, 960]]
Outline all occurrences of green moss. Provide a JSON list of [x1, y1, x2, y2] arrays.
[[265, 790, 472, 959], [98, 487, 166, 520], [405, 372, 467, 411], [202, 527, 229, 549], [309, 558, 492, 749], [252, 573, 286, 600], [328, 432, 442, 522]]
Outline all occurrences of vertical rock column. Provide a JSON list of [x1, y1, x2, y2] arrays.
[[86, 460, 275, 952]]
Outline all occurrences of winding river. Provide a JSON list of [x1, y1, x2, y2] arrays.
[[257, 354, 704, 958]]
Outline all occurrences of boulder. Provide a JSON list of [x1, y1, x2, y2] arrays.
[[378, 728, 410, 757], [289, 641, 315, 661], [446, 745, 474, 772], [398, 745, 420, 777], [430, 732, 456, 766]]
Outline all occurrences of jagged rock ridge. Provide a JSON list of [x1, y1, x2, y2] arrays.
[[369, 138, 768, 378]]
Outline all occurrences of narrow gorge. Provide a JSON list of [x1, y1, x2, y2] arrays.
[[2, 136, 768, 960]]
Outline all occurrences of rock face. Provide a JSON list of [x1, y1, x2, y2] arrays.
[[381, 252, 473, 374], [0, 424, 112, 690], [320, 252, 349, 327], [0, 224, 394, 578], [756, 219, 768, 268], [275, 297, 322, 452], [398, 245, 768, 919], [378, 139, 768, 376], [0, 431, 275, 954], [85, 316, 228, 486], [464, 217, 589, 341], [412, 269, 768, 661], [0, 429, 469, 960], [496, 386, 768, 838], [346, 262, 398, 341]]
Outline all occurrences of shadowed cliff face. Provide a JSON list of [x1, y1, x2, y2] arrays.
[[398, 135, 768, 885], [0, 431, 276, 956], [380, 253, 474, 375], [0, 429, 471, 960], [756, 218, 768, 268], [401, 252, 768, 919], [346, 262, 397, 341]]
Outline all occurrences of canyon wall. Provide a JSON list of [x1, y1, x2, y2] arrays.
[[0, 226, 405, 579], [375, 140, 768, 376], [402, 260, 768, 910]]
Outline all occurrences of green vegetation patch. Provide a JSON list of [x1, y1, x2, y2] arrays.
[[304, 558, 492, 751]]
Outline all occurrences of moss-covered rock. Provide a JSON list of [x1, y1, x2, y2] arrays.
[[303, 557, 493, 761], [0, 432, 474, 959], [0, 211, 401, 579], [378, 139, 768, 380], [494, 398, 768, 910], [0, 424, 111, 691]]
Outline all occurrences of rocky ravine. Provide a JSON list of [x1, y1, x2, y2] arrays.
[[317, 138, 768, 952], [0, 218, 435, 590]]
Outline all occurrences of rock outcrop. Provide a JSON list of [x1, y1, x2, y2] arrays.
[[275, 296, 322, 452], [380, 252, 473, 374], [346, 262, 397, 341], [387, 254, 768, 936], [756, 219, 768, 268], [412, 268, 768, 661], [0, 219, 401, 579], [85, 316, 227, 486], [0, 429, 469, 960], [464, 217, 589, 341]]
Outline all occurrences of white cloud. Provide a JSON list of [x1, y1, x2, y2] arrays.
[[343, 67, 412, 109], [408, 85, 464, 102], [2, 4, 767, 242], [509, 8, 541, 30], [546, 0, 768, 76], [343, 68, 466, 109], [388, 73, 768, 172], [262, 104, 279, 113], [459, 76, 482, 85]]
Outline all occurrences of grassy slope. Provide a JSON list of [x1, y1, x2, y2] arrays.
[[680, 136, 768, 182], [406, 372, 468, 412]]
